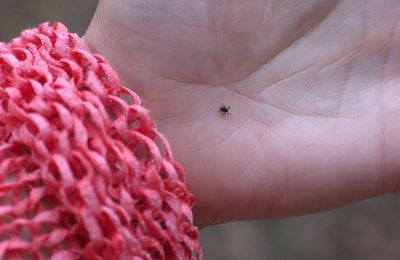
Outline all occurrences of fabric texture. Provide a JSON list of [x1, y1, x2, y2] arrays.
[[0, 22, 201, 259]]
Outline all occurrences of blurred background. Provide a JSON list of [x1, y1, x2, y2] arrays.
[[1, 0, 400, 259]]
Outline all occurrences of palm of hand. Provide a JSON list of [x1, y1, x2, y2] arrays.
[[86, 0, 400, 227]]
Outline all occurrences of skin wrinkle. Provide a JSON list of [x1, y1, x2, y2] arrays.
[[246, 0, 341, 84], [223, 45, 364, 119], [129, 0, 341, 86], [290, 51, 364, 118], [232, 161, 263, 221], [250, 126, 290, 219], [91, 0, 337, 92], [375, 12, 400, 195], [192, 113, 253, 153], [385, 20, 400, 100], [331, 2, 366, 153], [331, 54, 362, 154], [197, 109, 258, 224], [383, 9, 400, 193], [85, 0, 400, 227], [109, 1, 342, 89], [249, 45, 360, 89], [226, 84, 354, 119], [255, 46, 362, 92], [374, 93, 387, 193], [95, 9, 210, 90], [247, 111, 329, 218], [232, 140, 265, 221]]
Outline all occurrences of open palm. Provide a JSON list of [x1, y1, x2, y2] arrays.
[[85, 0, 400, 227]]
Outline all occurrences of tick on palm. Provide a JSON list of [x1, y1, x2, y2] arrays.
[[219, 103, 231, 116]]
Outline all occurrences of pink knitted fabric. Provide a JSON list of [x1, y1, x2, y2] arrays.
[[0, 22, 201, 259]]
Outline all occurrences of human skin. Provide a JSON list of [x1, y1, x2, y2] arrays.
[[85, 0, 400, 228]]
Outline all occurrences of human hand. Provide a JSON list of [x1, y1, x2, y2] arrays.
[[85, 0, 400, 227]]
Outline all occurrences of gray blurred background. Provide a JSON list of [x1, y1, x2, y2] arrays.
[[1, 1, 399, 259]]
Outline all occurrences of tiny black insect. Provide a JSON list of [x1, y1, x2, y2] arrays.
[[219, 103, 231, 116]]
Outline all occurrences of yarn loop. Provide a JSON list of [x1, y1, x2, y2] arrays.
[[0, 22, 201, 259]]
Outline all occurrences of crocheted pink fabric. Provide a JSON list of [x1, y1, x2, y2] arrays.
[[0, 22, 201, 259]]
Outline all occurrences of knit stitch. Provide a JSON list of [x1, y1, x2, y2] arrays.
[[0, 22, 201, 259]]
